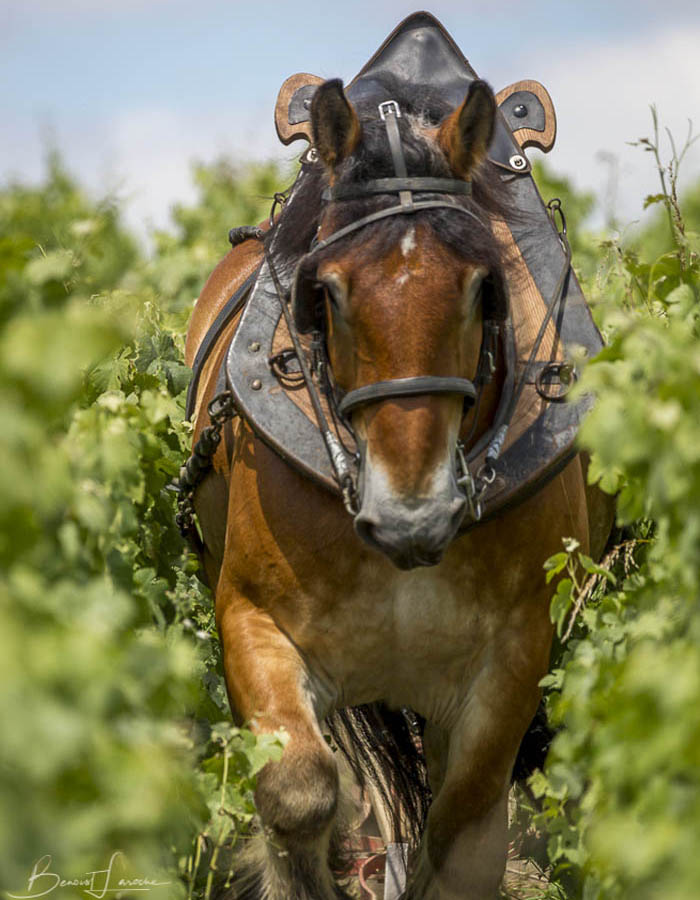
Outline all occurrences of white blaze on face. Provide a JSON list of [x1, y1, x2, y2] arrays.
[[395, 226, 416, 286], [362, 409, 462, 510], [400, 226, 416, 258]]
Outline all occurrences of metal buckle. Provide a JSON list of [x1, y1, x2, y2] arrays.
[[207, 390, 237, 424], [378, 100, 401, 120], [455, 442, 482, 522]]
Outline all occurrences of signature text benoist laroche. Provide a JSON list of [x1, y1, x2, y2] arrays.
[[8, 852, 171, 898]]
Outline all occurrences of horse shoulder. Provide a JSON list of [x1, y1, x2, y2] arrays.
[[185, 224, 267, 368], [186, 225, 267, 585]]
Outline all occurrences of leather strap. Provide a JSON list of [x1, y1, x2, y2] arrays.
[[185, 267, 260, 420], [306, 199, 481, 259], [379, 100, 413, 208], [323, 177, 472, 202], [306, 100, 482, 260], [338, 375, 477, 418]]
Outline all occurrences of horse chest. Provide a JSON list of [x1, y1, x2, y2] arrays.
[[301, 564, 507, 717]]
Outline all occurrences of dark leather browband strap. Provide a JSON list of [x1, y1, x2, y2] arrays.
[[307, 199, 481, 258], [323, 177, 472, 202], [338, 375, 477, 418]]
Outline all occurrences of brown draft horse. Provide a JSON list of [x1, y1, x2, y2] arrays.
[[185, 79, 611, 899]]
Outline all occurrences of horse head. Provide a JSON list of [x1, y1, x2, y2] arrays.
[[292, 78, 509, 569]]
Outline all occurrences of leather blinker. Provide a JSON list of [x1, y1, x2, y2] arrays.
[[291, 255, 325, 334]]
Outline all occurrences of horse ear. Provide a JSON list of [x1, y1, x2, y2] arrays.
[[311, 79, 361, 171], [438, 80, 496, 178]]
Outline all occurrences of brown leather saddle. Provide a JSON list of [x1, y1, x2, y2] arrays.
[[215, 12, 602, 527]]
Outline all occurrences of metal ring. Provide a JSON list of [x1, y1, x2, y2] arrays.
[[269, 191, 288, 227], [476, 463, 497, 487], [535, 362, 577, 403], [269, 347, 305, 388], [547, 198, 567, 238]]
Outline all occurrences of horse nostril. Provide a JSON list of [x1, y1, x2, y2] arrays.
[[354, 514, 379, 549]]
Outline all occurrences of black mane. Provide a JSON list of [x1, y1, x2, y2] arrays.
[[269, 74, 519, 300]]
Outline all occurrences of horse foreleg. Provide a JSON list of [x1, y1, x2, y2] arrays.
[[408, 667, 544, 900], [216, 588, 347, 900]]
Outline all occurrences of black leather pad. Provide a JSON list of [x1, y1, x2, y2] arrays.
[[285, 12, 530, 173]]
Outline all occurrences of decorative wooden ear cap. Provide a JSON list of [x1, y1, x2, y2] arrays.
[[275, 73, 324, 145], [495, 80, 556, 153], [275, 73, 557, 158]]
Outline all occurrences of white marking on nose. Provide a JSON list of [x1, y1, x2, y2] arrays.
[[400, 226, 416, 258]]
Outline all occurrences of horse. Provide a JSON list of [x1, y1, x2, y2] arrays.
[[184, 76, 612, 900]]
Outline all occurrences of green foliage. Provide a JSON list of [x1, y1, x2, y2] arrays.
[[184, 724, 286, 899], [532, 116, 700, 900], [0, 154, 285, 898], [144, 159, 288, 313], [0, 151, 138, 328], [626, 109, 700, 263], [4, 118, 700, 900]]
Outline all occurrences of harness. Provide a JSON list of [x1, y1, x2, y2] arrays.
[[175, 12, 601, 551], [177, 99, 572, 537], [277, 98, 510, 516]]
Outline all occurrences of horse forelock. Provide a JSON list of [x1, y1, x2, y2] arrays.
[[269, 88, 518, 282]]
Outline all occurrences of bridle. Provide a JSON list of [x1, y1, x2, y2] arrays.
[[262, 98, 505, 519], [174, 95, 573, 543], [292, 100, 495, 420], [264, 98, 571, 523]]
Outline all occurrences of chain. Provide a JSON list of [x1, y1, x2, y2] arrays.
[[175, 390, 238, 540], [341, 475, 360, 516], [455, 441, 498, 523]]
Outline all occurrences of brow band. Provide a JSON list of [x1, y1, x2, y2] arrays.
[[322, 177, 472, 202]]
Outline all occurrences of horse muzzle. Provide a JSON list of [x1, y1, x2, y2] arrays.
[[353, 461, 466, 569]]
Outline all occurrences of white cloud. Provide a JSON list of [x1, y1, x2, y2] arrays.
[[107, 25, 700, 237], [525, 25, 700, 225], [3, 19, 698, 242], [103, 105, 291, 238], [0, 101, 292, 243]]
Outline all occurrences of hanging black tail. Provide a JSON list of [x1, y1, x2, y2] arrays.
[[327, 703, 431, 851], [328, 699, 552, 851]]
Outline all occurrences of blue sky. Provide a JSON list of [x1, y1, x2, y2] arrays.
[[3, 1, 700, 237]]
